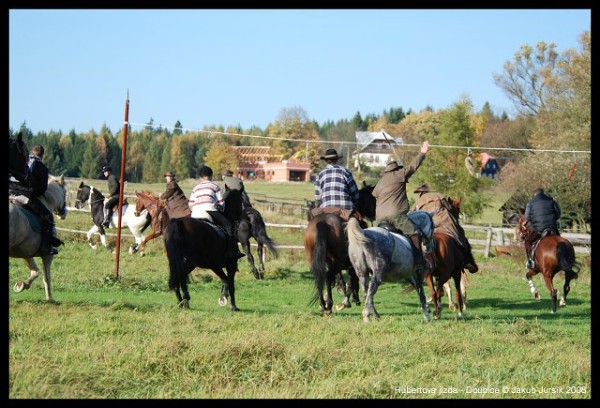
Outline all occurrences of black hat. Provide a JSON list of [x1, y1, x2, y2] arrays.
[[198, 165, 213, 178], [102, 166, 112, 172], [320, 148, 342, 160], [164, 171, 176, 177]]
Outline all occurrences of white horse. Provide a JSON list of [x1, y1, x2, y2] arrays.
[[346, 211, 435, 323], [74, 181, 150, 253], [9, 175, 68, 302]]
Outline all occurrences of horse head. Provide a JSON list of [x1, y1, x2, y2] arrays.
[[517, 213, 532, 242], [447, 197, 461, 219], [75, 181, 91, 209], [9, 132, 30, 182], [357, 181, 376, 222], [46, 175, 68, 220]]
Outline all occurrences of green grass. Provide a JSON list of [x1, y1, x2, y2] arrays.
[[10, 180, 590, 399], [9, 237, 591, 399]]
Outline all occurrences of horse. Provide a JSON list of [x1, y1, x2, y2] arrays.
[[9, 132, 30, 183], [304, 183, 376, 316], [163, 187, 244, 310], [346, 210, 435, 322], [74, 181, 151, 253], [424, 196, 471, 319], [517, 213, 580, 313], [134, 190, 169, 256], [237, 207, 278, 280], [9, 175, 68, 302]]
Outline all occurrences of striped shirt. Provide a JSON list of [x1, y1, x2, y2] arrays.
[[314, 164, 359, 210], [188, 180, 224, 217]]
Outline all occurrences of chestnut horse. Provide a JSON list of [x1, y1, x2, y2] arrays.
[[304, 183, 376, 316], [517, 214, 580, 313], [424, 196, 472, 319], [134, 191, 169, 256]]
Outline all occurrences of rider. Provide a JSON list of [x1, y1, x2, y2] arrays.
[[312, 148, 362, 223], [372, 141, 430, 274], [160, 171, 191, 219], [220, 169, 252, 210], [102, 166, 120, 227], [412, 183, 478, 273], [188, 165, 245, 260], [8, 144, 63, 255], [524, 187, 561, 269]]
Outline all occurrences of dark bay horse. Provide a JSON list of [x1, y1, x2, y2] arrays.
[[9, 132, 30, 183], [518, 214, 580, 313], [304, 183, 376, 316], [346, 211, 435, 322], [9, 176, 68, 302], [134, 191, 169, 256], [163, 188, 243, 310], [237, 207, 278, 280], [75, 182, 151, 253]]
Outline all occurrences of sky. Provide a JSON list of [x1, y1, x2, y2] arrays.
[[8, 9, 591, 135]]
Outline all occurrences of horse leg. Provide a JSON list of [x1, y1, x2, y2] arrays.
[[13, 258, 40, 293], [178, 280, 191, 309], [415, 276, 432, 322], [349, 268, 361, 306], [526, 270, 541, 300], [129, 230, 145, 255], [460, 272, 468, 310], [41, 255, 54, 302], [87, 226, 99, 250], [363, 274, 383, 322], [241, 239, 259, 279], [541, 273, 558, 313], [561, 270, 576, 307], [433, 277, 445, 320], [453, 273, 464, 319], [444, 281, 456, 311], [138, 230, 159, 257], [257, 242, 265, 275], [322, 274, 334, 316], [335, 273, 346, 296]]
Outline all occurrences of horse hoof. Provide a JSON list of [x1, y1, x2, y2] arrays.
[[534, 293, 541, 300], [177, 299, 190, 309], [218, 296, 227, 306], [448, 303, 456, 312], [13, 281, 26, 293], [560, 299, 567, 307], [423, 313, 432, 322]]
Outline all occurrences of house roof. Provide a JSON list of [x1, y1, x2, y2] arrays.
[[233, 146, 283, 163], [355, 130, 403, 151]]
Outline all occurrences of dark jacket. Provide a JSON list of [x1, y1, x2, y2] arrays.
[[106, 173, 120, 198], [161, 180, 191, 218], [525, 192, 561, 234], [9, 154, 49, 198]]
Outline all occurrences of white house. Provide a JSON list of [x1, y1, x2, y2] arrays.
[[353, 130, 403, 168]]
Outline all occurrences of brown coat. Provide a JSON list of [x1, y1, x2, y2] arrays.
[[372, 152, 426, 221], [160, 181, 191, 219], [412, 191, 467, 248]]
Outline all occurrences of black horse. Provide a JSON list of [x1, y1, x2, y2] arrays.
[[163, 187, 244, 310], [9, 132, 30, 183], [237, 207, 278, 280]]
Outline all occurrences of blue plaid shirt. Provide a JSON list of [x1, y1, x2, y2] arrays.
[[314, 164, 359, 210]]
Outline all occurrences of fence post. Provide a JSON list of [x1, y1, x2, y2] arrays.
[[485, 228, 493, 258]]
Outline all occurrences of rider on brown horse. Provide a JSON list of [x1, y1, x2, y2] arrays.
[[412, 183, 478, 273], [311, 148, 365, 226], [523, 188, 561, 269]]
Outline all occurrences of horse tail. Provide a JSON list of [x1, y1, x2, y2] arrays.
[[310, 220, 331, 306], [346, 217, 370, 274], [558, 240, 580, 277], [253, 219, 279, 258], [165, 218, 186, 290]]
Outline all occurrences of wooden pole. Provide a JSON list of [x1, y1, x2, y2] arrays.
[[114, 90, 130, 279]]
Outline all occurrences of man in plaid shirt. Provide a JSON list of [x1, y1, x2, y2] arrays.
[[313, 148, 360, 215]]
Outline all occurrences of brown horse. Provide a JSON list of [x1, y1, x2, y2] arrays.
[[424, 196, 470, 319], [517, 213, 580, 313], [303, 183, 377, 316], [134, 191, 169, 256]]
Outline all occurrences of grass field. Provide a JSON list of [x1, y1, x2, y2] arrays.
[[9, 179, 591, 399]]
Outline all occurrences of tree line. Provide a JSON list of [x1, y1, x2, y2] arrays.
[[9, 32, 590, 229]]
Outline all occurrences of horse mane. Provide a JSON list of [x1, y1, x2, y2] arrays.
[[42, 176, 66, 209]]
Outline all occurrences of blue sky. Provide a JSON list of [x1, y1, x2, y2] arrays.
[[9, 9, 591, 135]]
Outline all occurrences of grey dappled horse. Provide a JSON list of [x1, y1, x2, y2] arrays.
[[346, 210, 435, 322], [9, 176, 68, 302]]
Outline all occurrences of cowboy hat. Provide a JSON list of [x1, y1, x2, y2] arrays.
[[413, 184, 430, 194], [164, 171, 176, 177], [320, 148, 342, 160]]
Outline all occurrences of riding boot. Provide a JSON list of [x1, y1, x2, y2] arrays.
[[410, 234, 430, 273], [49, 224, 64, 247], [228, 235, 245, 260], [40, 226, 59, 256], [526, 249, 535, 269], [463, 246, 479, 273], [103, 210, 113, 227]]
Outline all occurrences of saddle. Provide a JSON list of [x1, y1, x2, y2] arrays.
[[9, 196, 44, 233], [310, 207, 367, 227]]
